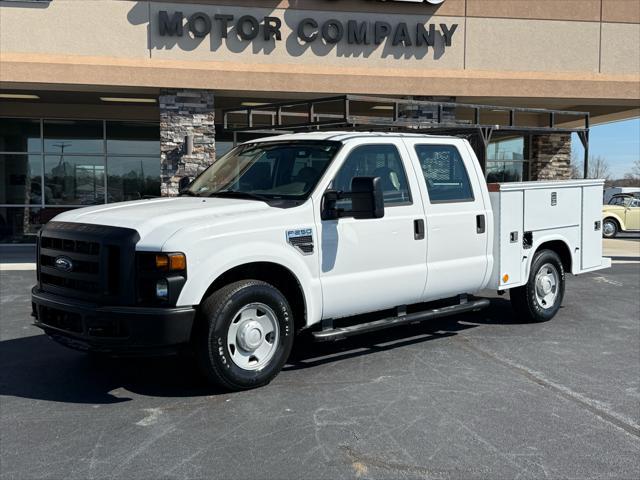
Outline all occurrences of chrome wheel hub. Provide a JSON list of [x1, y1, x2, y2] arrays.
[[603, 221, 615, 236], [534, 263, 559, 310], [227, 303, 279, 371]]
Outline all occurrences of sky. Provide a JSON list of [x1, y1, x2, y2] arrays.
[[572, 117, 640, 178]]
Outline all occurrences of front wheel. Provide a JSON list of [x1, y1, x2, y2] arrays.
[[603, 218, 618, 238], [510, 249, 565, 322], [196, 280, 294, 391]]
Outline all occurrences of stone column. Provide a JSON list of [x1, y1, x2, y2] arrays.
[[159, 89, 215, 196], [529, 134, 572, 180]]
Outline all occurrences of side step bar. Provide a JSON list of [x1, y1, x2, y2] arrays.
[[312, 298, 490, 342]]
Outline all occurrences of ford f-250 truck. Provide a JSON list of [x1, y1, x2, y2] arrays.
[[31, 132, 610, 390]]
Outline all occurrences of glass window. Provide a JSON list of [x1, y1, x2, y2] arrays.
[[415, 145, 474, 203], [0, 154, 43, 205], [613, 196, 637, 207], [107, 156, 161, 202], [486, 136, 530, 184], [216, 141, 234, 159], [44, 155, 105, 205], [0, 207, 42, 243], [486, 162, 529, 183], [487, 136, 525, 161], [44, 120, 103, 154], [333, 144, 411, 207], [106, 121, 160, 156], [0, 118, 41, 153], [214, 124, 265, 160]]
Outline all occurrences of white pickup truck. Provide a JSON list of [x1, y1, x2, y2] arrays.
[[31, 132, 610, 390]]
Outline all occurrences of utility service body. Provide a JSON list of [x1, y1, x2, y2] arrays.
[[158, 11, 459, 48]]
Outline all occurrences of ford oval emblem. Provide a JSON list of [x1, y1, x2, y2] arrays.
[[54, 256, 73, 272]]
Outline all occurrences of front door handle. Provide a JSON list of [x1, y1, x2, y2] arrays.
[[414, 219, 425, 240], [476, 214, 486, 234]]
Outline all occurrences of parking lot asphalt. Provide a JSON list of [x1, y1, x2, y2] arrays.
[[1, 263, 639, 479]]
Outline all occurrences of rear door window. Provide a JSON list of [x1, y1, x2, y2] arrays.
[[415, 145, 474, 203]]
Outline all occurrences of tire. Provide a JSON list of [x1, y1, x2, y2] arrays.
[[510, 249, 565, 323], [602, 218, 618, 239], [196, 280, 294, 391]]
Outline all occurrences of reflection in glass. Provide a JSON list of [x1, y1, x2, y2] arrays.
[[487, 136, 525, 161], [44, 120, 103, 154], [0, 207, 42, 243], [0, 154, 43, 205], [44, 155, 105, 205], [486, 162, 529, 183], [106, 122, 160, 156], [107, 156, 161, 202], [0, 118, 41, 153]]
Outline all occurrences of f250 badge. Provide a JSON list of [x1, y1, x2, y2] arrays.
[[286, 229, 314, 255]]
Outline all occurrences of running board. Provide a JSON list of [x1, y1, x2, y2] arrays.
[[312, 298, 490, 342]]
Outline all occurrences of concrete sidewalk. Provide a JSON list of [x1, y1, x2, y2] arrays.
[[0, 246, 36, 271], [604, 237, 640, 262]]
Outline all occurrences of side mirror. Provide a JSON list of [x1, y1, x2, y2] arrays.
[[350, 176, 385, 219], [321, 176, 385, 220], [178, 176, 192, 192]]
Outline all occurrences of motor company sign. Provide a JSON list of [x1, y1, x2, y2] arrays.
[[157, 11, 458, 50]]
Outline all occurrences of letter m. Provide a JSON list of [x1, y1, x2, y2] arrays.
[[159, 11, 183, 36], [347, 20, 370, 45]]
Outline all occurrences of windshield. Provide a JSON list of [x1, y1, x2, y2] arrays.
[[186, 140, 341, 200], [609, 196, 635, 206]]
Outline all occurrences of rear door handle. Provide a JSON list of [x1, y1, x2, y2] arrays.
[[476, 214, 486, 234], [414, 219, 425, 240]]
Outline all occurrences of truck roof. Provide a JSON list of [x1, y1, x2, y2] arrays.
[[249, 131, 460, 143]]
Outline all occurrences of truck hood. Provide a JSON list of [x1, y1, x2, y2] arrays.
[[52, 197, 272, 249]]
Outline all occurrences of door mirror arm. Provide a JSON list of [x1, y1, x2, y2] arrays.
[[321, 189, 342, 220]]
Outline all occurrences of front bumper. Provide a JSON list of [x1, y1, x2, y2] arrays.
[[31, 287, 196, 355]]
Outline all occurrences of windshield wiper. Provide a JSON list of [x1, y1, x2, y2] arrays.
[[179, 190, 200, 197], [208, 190, 270, 202]]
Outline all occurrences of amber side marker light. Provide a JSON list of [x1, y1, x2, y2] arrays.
[[503, 274, 510, 283], [155, 253, 186, 271]]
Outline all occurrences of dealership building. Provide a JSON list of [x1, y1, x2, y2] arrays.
[[0, 0, 639, 243]]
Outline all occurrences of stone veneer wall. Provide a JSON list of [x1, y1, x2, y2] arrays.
[[529, 134, 572, 180], [159, 89, 215, 196]]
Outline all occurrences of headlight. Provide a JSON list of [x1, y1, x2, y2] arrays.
[[136, 252, 187, 306], [156, 279, 169, 300]]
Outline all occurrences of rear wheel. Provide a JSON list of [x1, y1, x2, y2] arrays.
[[510, 249, 565, 322], [603, 218, 618, 238], [196, 280, 294, 391]]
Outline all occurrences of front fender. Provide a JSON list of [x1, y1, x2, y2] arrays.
[[176, 241, 322, 327]]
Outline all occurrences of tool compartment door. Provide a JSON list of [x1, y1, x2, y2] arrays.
[[581, 185, 604, 270], [524, 187, 581, 232]]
